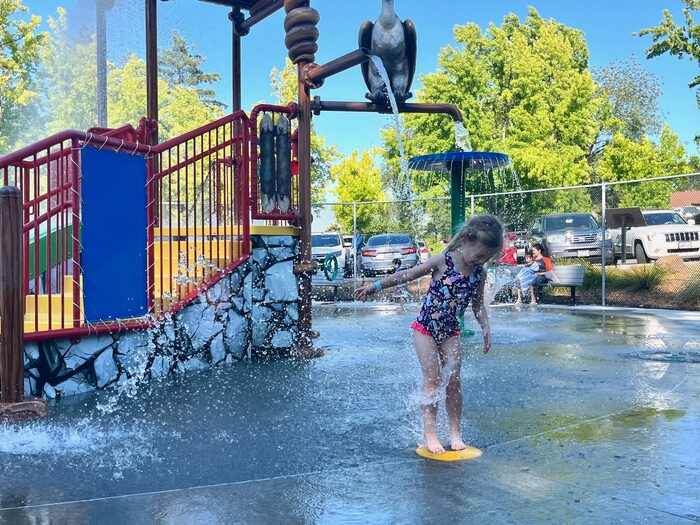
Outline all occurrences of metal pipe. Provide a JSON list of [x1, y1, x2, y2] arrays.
[[303, 48, 369, 87], [145, 0, 158, 144], [296, 61, 314, 348], [311, 98, 464, 122], [231, 9, 242, 113], [352, 202, 357, 279], [96, 1, 109, 127], [601, 183, 607, 307], [240, 0, 284, 32]]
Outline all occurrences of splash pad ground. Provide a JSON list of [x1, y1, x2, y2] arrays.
[[1, 304, 698, 524]]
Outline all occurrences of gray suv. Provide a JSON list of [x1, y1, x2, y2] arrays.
[[361, 233, 419, 276], [530, 213, 613, 262]]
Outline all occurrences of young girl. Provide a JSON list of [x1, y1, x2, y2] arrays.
[[354, 215, 504, 454]]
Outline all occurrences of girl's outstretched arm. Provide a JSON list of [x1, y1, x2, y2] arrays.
[[472, 273, 492, 354], [354, 253, 445, 300]]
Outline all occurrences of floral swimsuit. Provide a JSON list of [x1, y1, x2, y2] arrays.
[[410, 252, 483, 344]]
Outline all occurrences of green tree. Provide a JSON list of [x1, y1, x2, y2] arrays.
[[270, 58, 338, 204], [108, 54, 221, 139], [331, 150, 387, 233], [382, 9, 603, 227], [159, 32, 224, 110], [384, 9, 602, 189], [589, 58, 662, 161], [599, 125, 690, 208], [0, 0, 45, 152], [640, 0, 700, 146], [20, 9, 221, 143], [39, 8, 97, 135]]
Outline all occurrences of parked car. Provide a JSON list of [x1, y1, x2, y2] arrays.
[[416, 240, 431, 263], [529, 213, 613, 262], [311, 232, 346, 279], [674, 206, 700, 224], [612, 210, 700, 263], [361, 233, 419, 276], [341, 233, 365, 277]]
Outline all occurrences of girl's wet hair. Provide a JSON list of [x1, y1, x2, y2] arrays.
[[447, 214, 504, 257]]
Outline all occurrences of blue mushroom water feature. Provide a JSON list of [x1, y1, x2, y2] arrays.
[[408, 151, 520, 235]]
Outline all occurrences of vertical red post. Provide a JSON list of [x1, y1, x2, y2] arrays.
[[0, 186, 24, 403], [70, 139, 82, 328], [146, 154, 155, 311]]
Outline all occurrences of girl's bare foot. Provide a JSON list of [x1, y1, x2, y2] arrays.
[[424, 434, 445, 454], [450, 436, 467, 451]]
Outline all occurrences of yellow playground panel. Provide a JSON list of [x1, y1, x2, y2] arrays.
[[24, 225, 299, 333], [24, 276, 84, 333], [152, 224, 298, 311]]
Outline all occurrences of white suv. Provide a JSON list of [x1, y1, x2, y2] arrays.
[[311, 232, 346, 279], [613, 210, 700, 263]]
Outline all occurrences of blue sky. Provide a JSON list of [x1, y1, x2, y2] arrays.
[[27, 0, 699, 157]]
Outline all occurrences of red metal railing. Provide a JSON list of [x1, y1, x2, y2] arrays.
[[0, 131, 153, 341], [147, 111, 251, 314], [0, 111, 252, 341], [250, 103, 299, 223]]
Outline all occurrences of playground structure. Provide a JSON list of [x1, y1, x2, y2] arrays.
[[0, 0, 467, 414]]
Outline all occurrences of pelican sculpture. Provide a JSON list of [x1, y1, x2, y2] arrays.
[[359, 0, 417, 105]]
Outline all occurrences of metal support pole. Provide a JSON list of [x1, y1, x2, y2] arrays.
[[229, 7, 244, 113], [96, 1, 108, 127], [297, 62, 314, 347], [470, 194, 476, 217], [145, 0, 159, 144], [601, 183, 607, 307], [450, 163, 465, 235], [352, 202, 358, 279], [0, 187, 47, 420]]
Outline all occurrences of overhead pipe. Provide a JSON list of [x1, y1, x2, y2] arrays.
[[302, 48, 369, 88], [310, 97, 464, 122], [239, 0, 284, 32]]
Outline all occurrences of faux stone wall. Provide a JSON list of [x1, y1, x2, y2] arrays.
[[23, 234, 300, 400]]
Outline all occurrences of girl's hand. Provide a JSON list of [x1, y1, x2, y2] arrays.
[[353, 285, 376, 301], [482, 328, 492, 354]]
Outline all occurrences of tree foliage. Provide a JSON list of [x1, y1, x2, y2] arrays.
[[640, 0, 700, 145], [270, 58, 338, 204], [590, 58, 662, 160], [0, 0, 45, 152], [40, 8, 97, 135], [384, 8, 603, 195], [599, 125, 691, 208], [379, 8, 691, 229], [159, 32, 224, 110], [6, 8, 222, 147], [331, 150, 387, 233]]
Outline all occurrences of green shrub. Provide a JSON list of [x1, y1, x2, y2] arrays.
[[611, 265, 667, 292], [557, 260, 667, 292]]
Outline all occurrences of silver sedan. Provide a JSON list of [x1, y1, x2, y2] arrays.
[[361, 234, 419, 276]]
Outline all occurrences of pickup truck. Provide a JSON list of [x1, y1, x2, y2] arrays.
[[612, 210, 700, 263]]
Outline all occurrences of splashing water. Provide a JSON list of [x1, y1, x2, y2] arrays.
[[454, 121, 472, 151], [368, 56, 411, 194]]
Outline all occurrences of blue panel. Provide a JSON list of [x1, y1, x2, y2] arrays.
[[81, 147, 148, 322], [409, 151, 511, 171]]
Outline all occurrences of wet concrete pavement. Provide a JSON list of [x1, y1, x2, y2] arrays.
[[1, 304, 698, 524]]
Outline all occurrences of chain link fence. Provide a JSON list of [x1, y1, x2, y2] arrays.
[[316, 172, 700, 311]]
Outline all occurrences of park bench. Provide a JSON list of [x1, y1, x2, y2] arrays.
[[536, 264, 585, 305]]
